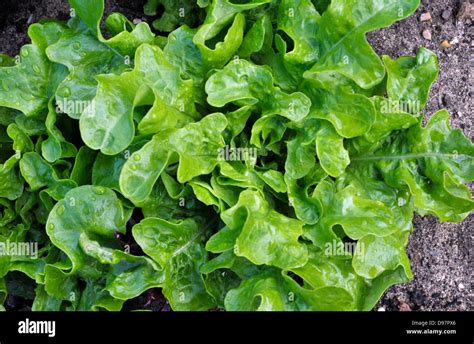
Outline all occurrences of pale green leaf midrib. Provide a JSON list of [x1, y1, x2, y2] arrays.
[[352, 152, 471, 162]]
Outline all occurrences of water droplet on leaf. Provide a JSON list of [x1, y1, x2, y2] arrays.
[[56, 205, 65, 215], [62, 87, 71, 97], [94, 187, 106, 195]]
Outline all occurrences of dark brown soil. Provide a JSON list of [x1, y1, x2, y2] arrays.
[[0, 0, 472, 311]]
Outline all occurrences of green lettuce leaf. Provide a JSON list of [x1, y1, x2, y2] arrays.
[[305, 0, 420, 88]]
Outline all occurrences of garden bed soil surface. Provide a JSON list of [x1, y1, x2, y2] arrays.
[[0, 0, 472, 311]]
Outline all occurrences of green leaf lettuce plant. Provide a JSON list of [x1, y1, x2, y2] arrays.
[[0, 0, 472, 311]]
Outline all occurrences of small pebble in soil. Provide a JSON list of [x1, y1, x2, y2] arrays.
[[399, 303, 412, 312], [377, 307, 386, 312], [442, 9, 452, 20], [450, 37, 459, 45], [440, 39, 452, 49], [422, 29, 432, 40], [438, 92, 444, 108], [458, 283, 466, 290], [420, 12, 432, 21], [133, 18, 142, 25]]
